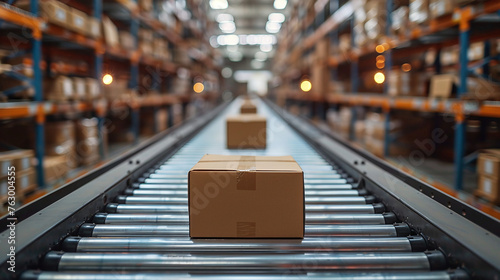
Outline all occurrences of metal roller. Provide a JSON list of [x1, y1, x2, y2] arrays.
[[19, 270, 471, 280], [92, 213, 395, 225], [42, 251, 447, 272], [78, 223, 411, 237], [148, 173, 343, 179], [123, 189, 365, 197], [105, 203, 385, 214], [132, 183, 356, 190], [115, 195, 376, 205], [62, 236, 427, 253]]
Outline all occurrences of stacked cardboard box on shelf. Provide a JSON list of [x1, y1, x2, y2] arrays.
[[43, 155, 68, 183], [75, 118, 100, 166], [388, 69, 428, 97], [476, 150, 500, 204], [102, 16, 120, 48], [392, 6, 409, 38], [364, 112, 404, 158], [189, 155, 304, 238], [45, 121, 77, 169], [227, 114, 267, 149], [0, 150, 36, 198], [409, 0, 430, 28], [353, 0, 386, 48], [240, 100, 258, 114]]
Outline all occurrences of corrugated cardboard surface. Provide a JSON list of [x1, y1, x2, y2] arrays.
[[189, 155, 304, 238], [476, 175, 500, 204], [478, 151, 500, 178], [240, 101, 257, 114], [226, 114, 266, 149]]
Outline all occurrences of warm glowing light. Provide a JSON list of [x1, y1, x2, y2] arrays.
[[374, 72, 385, 84], [376, 55, 385, 62], [300, 80, 312, 92], [375, 45, 385, 53], [401, 63, 412, 72], [102, 74, 113, 85], [382, 43, 390, 51], [376, 61, 385, 69], [193, 82, 204, 93]]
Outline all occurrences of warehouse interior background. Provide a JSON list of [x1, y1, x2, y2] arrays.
[[1, 0, 500, 219]]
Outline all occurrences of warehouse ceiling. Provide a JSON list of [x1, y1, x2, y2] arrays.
[[207, 0, 292, 69]]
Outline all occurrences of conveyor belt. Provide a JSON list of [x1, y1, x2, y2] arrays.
[[4, 98, 498, 279]]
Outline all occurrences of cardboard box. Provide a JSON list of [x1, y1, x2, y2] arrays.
[[17, 0, 69, 27], [409, 0, 429, 26], [476, 175, 500, 204], [17, 168, 36, 191], [465, 77, 500, 101], [102, 16, 119, 48], [68, 8, 88, 35], [188, 155, 304, 238], [46, 121, 77, 168], [240, 101, 257, 114], [429, 74, 457, 99], [44, 76, 73, 101], [120, 31, 135, 51], [44, 155, 68, 183], [85, 78, 101, 101], [226, 114, 266, 149], [0, 150, 33, 176], [88, 17, 101, 39], [430, 0, 455, 19], [478, 150, 500, 178], [73, 77, 86, 100], [76, 118, 99, 166]]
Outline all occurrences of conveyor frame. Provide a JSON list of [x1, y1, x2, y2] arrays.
[[0, 98, 499, 279], [264, 99, 500, 279]]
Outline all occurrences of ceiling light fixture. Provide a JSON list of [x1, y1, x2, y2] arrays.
[[219, 21, 236, 33], [274, 0, 287, 10], [268, 13, 285, 23], [210, 0, 228, 10], [265, 21, 281, 33], [216, 13, 234, 22]]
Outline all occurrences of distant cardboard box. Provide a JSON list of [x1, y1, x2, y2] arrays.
[[240, 101, 257, 114], [226, 114, 266, 149], [189, 155, 304, 238]]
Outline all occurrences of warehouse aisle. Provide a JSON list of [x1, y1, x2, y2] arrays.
[[20, 98, 466, 280]]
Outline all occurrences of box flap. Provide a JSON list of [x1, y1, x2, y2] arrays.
[[191, 155, 302, 172], [226, 114, 266, 122], [480, 149, 500, 159]]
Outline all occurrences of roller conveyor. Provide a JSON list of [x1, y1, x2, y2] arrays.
[[2, 98, 499, 279]]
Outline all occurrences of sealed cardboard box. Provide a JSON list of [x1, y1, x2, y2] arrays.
[[17, 0, 69, 27], [88, 17, 101, 39], [189, 155, 304, 238], [102, 16, 119, 48], [44, 76, 73, 101], [73, 77, 86, 100], [429, 0, 455, 19], [68, 8, 88, 35], [477, 150, 500, 178], [226, 114, 266, 149], [85, 78, 101, 101], [476, 175, 500, 204], [240, 101, 257, 114], [46, 121, 77, 168], [17, 168, 36, 191], [44, 155, 68, 183], [0, 150, 33, 176], [429, 74, 457, 99]]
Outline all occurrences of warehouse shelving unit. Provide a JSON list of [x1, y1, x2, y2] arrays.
[[272, 0, 500, 195], [0, 0, 221, 203]]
